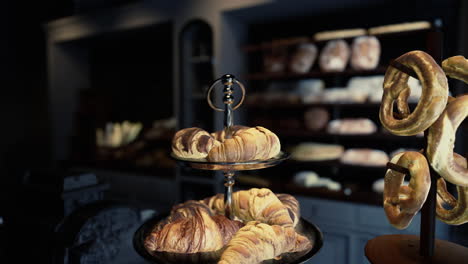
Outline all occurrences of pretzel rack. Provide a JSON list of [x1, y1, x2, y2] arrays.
[[366, 24, 468, 263], [171, 74, 289, 220]]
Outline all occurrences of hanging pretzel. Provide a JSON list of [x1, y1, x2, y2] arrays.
[[379, 50, 448, 136], [436, 153, 468, 225], [442, 55, 468, 84], [427, 95, 468, 186], [384, 151, 431, 229]]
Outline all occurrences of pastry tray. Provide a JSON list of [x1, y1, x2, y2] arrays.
[[170, 151, 290, 171], [133, 213, 323, 264]]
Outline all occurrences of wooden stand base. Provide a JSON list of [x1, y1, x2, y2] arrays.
[[365, 235, 468, 264]]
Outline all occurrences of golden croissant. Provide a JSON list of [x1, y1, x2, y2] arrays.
[[218, 221, 312, 264], [171, 127, 220, 159], [152, 200, 214, 231], [202, 188, 297, 227], [145, 206, 243, 253], [208, 126, 281, 162]]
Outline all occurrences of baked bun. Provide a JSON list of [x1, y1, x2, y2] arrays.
[[291, 142, 344, 161], [340, 148, 389, 167], [350, 36, 381, 70], [304, 107, 329, 131], [171, 127, 220, 159], [319, 40, 351, 72], [327, 118, 377, 135], [289, 43, 318, 73], [207, 126, 280, 162]]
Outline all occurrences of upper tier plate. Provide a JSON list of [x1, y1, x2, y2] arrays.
[[170, 151, 290, 171]]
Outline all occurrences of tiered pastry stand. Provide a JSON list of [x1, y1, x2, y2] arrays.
[[365, 53, 468, 263], [134, 74, 323, 264]]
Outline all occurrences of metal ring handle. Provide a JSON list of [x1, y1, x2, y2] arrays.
[[207, 78, 246, 112]]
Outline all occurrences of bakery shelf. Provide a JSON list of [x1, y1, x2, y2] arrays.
[[244, 67, 387, 81], [242, 37, 312, 52], [245, 101, 419, 110], [276, 130, 425, 143], [370, 28, 432, 38], [283, 160, 388, 179], [285, 183, 382, 206], [285, 159, 341, 167]]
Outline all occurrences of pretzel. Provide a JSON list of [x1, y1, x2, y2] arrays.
[[379, 50, 448, 136], [436, 153, 468, 225], [384, 151, 431, 229], [442, 55, 468, 84], [427, 95, 468, 186]]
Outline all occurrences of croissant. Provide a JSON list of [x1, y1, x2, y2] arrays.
[[218, 221, 312, 264], [207, 126, 281, 162], [211, 125, 249, 142], [152, 200, 214, 231], [202, 188, 297, 227], [145, 207, 243, 253], [171, 127, 220, 159], [276, 193, 301, 227]]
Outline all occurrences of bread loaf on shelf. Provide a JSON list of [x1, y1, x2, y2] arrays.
[[319, 40, 351, 72], [350, 36, 381, 70], [218, 221, 312, 264], [289, 43, 318, 73], [327, 118, 377, 135], [340, 148, 389, 167], [304, 107, 330, 131], [291, 142, 344, 161]]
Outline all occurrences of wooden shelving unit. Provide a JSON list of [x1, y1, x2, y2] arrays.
[[245, 67, 388, 81], [240, 21, 446, 205]]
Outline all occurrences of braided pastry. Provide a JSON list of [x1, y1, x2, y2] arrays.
[[218, 221, 312, 264], [202, 188, 296, 227], [442, 55, 468, 84], [171, 127, 220, 159], [427, 95, 468, 186], [145, 207, 243, 253], [383, 151, 431, 229], [207, 126, 280, 162], [379, 50, 448, 136]]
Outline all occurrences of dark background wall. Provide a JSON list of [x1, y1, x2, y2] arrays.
[[0, 1, 72, 178]]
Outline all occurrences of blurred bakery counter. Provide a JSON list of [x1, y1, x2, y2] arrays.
[[64, 161, 178, 213]]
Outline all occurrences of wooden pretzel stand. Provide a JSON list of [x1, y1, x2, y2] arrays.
[[365, 24, 468, 264]]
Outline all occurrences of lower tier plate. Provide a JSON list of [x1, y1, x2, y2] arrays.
[[133, 214, 323, 264]]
